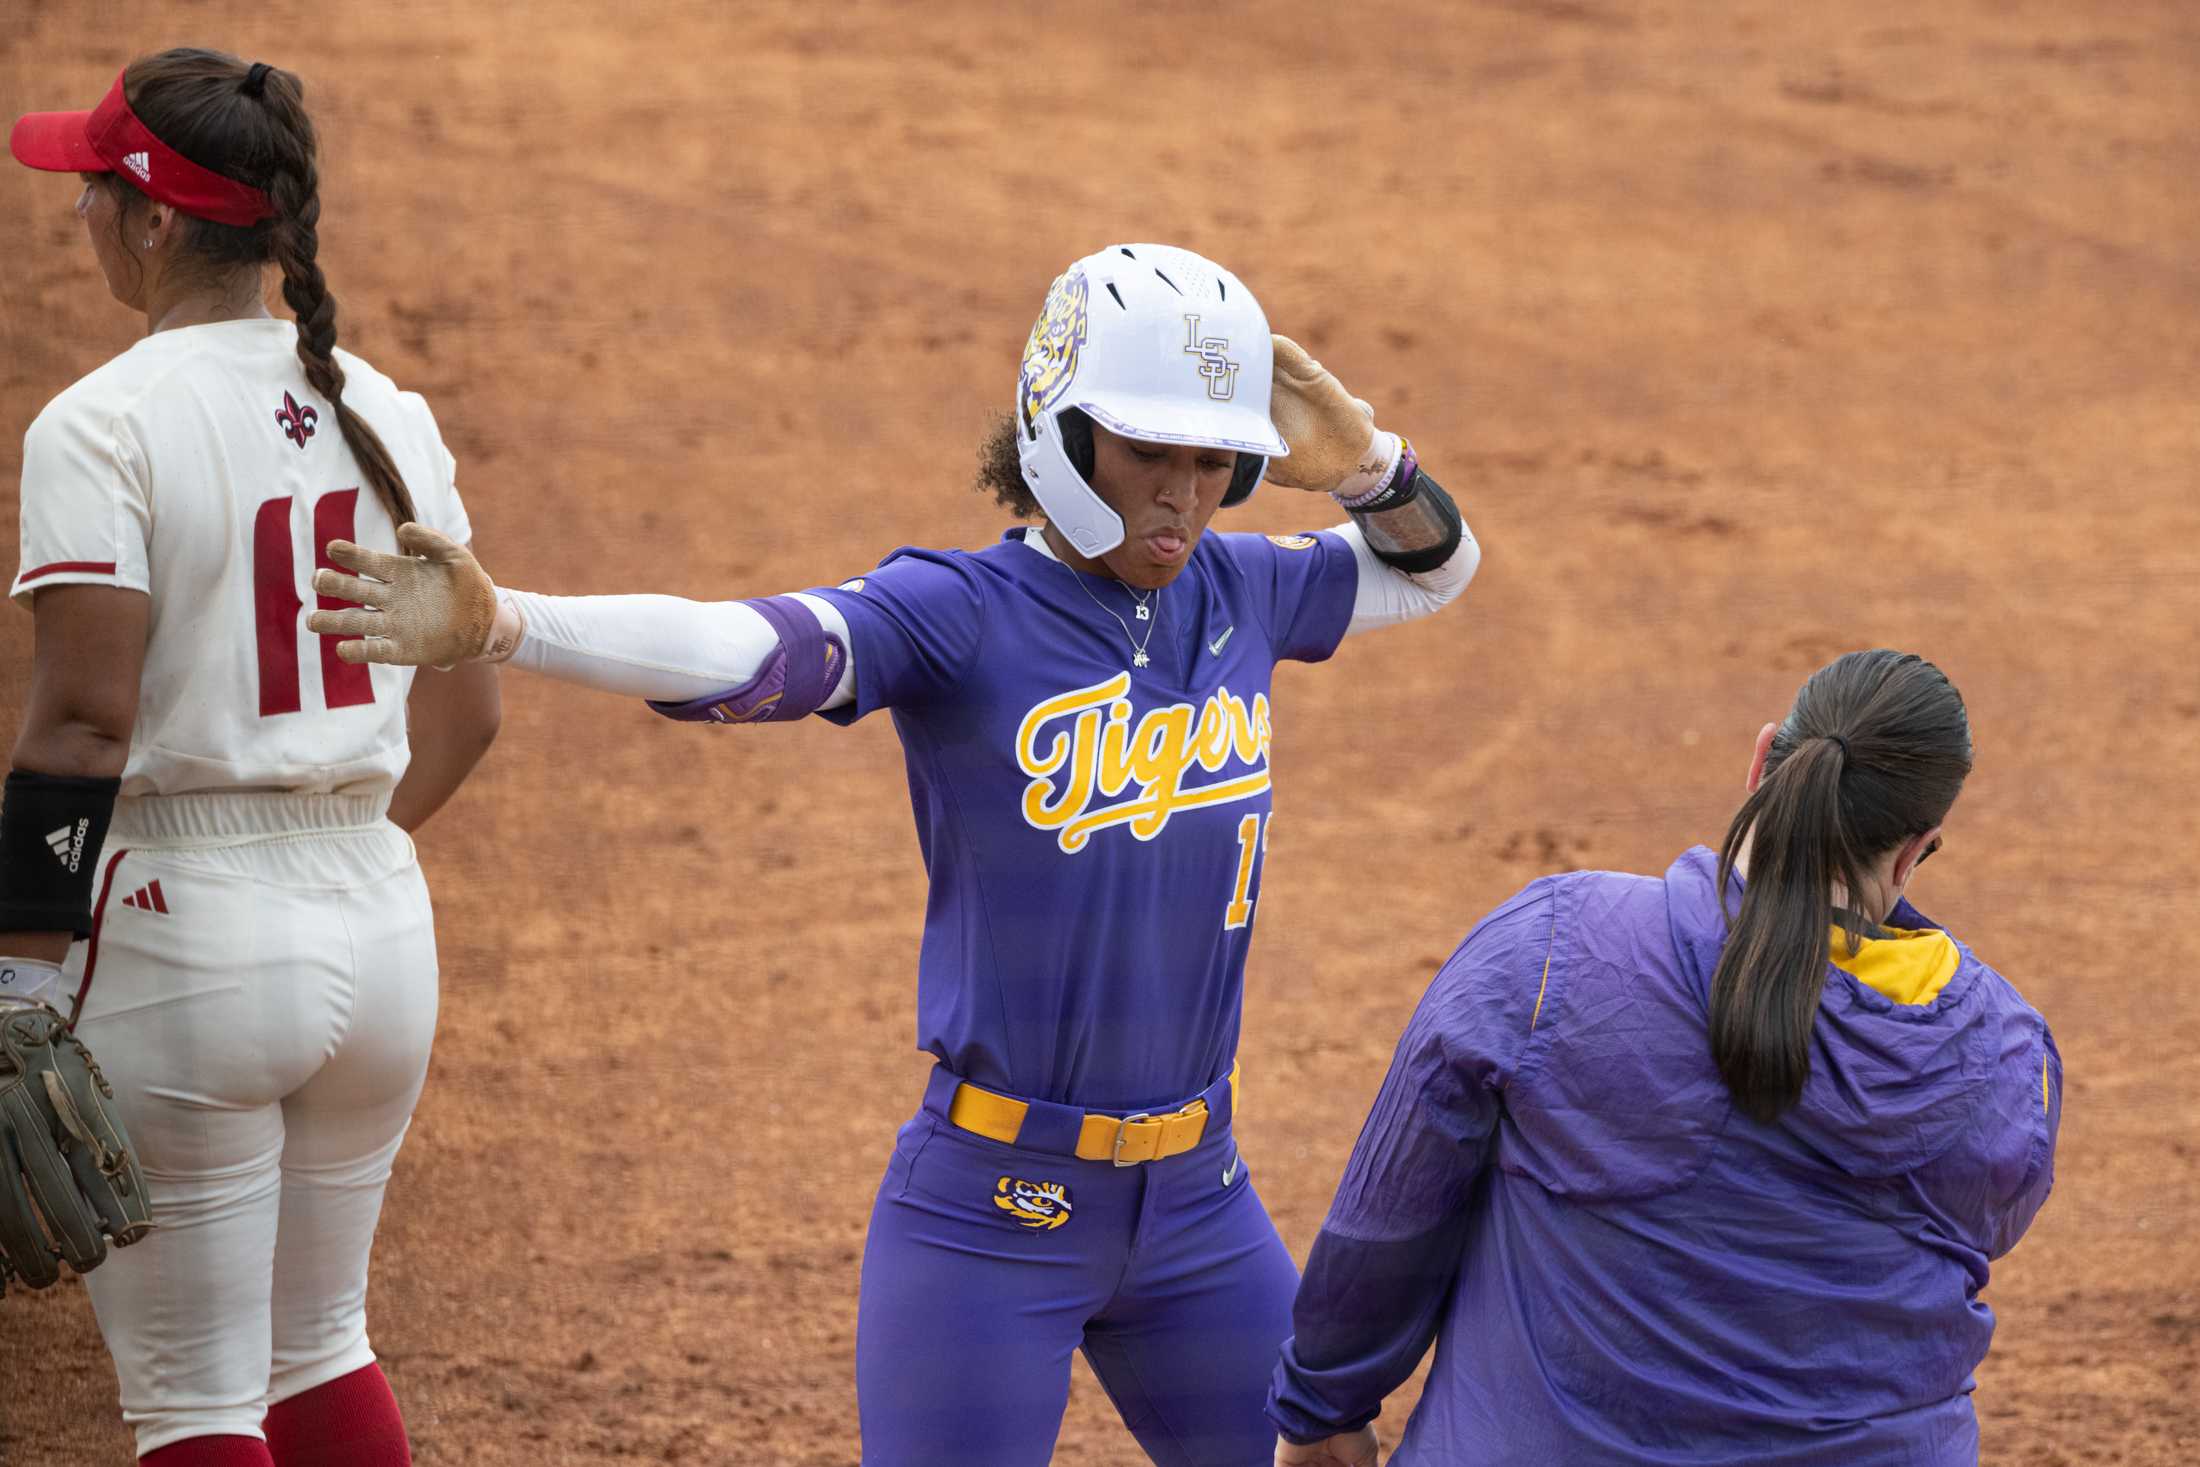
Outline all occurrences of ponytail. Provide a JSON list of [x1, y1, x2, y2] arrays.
[[1711, 736, 1870, 1122], [1710, 650, 1974, 1123], [253, 68, 417, 528]]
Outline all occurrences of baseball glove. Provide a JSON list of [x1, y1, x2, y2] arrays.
[[0, 998, 152, 1292]]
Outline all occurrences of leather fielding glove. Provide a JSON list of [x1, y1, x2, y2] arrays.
[[1263, 335, 1400, 497], [0, 998, 154, 1291], [309, 523, 515, 667]]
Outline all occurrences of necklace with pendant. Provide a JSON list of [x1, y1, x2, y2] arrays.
[[1065, 564, 1162, 670]]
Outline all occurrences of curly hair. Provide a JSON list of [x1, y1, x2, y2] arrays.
[[977, 407, 1111, 520], [975, 409, 1038, 518]]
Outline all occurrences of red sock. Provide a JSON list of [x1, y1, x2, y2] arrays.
[[263, 1363, 412, 1467], [140, 1437, 276, 1467]]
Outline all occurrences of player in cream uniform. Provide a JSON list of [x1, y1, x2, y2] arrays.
[[16, 329, 465, 786], [5, 50, 497, 1467]]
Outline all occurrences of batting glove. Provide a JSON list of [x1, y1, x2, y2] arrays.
[[1264, 335, 1402, 498], [309, 523, 516, 668]]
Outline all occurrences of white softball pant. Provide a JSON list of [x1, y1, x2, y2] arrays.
[[64, 793, 438, 1458]]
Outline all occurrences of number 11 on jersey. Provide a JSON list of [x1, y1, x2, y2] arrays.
[[1224, 813, 1270, 930], [253, 488, 375, 718]]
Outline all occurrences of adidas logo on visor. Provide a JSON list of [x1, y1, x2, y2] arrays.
[[122, 151, 151, 182]]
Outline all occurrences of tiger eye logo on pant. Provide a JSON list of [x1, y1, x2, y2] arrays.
[[995, 1176, 1074, 1230]]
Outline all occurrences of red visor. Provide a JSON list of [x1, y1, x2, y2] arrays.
[[10, 70, 274, 227]]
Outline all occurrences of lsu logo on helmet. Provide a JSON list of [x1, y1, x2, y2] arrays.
[[1019, 268, 1090, 434], [994, 1176, 1074, 1230]]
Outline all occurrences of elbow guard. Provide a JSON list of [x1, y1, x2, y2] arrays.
[[646, 596, 848, 725]]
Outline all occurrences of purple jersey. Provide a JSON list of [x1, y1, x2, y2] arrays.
[[811, 526, 1356, 1110]]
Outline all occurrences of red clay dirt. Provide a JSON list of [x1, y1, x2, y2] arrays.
[[3, 2, 2197, 1463]]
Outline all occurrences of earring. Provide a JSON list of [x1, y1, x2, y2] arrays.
[[143, 237, 154, 249]]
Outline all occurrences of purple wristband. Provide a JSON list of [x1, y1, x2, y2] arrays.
[[1335, 436, 1418, 513], [646, 596, 848, 724]]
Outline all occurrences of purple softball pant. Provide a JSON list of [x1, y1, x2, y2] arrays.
[[855, 1070, 1298, 1466]]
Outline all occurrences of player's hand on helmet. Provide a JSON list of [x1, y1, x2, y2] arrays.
[[1264, 335, 1400, 498], [1275, 1426, 1380, 1467], [309, 523, 515, 668]]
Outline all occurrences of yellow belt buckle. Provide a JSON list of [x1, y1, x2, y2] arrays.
[[1111, 1112, 1153, 1167]]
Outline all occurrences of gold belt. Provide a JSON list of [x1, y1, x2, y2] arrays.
[[946, 1061, 1240, 1167]]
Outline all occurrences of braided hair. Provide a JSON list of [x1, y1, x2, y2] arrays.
[[111, 48, 417, 527]]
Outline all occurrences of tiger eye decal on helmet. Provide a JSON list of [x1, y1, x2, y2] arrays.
[[1019, 268, 1090, 436]]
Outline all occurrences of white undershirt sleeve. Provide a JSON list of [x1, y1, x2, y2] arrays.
[[1326, 518, 1482, 637], [499, 588, 858, 710]]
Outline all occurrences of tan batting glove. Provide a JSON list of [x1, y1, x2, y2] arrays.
[[307, 523, 518, 667], [1264, 335, 1401, 498]]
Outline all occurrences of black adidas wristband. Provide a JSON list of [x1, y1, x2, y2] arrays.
[[0, 770, 121, 937]]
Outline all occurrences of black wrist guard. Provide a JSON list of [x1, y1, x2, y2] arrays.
[[1353, 469, 1465, 575], [0, 770, 121, 937]]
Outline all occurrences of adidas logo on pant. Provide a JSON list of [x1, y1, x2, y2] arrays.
[[121, 881, 169, 915], [45, 821, 88, 874]]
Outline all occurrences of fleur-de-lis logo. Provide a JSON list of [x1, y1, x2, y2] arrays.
[[275, 391, 318, 449], [994, 1176, 1074, 1230]]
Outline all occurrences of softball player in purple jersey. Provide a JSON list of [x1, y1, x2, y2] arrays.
[[308, 244, 1481, 1464], [1269, 651, 2061, 1467]]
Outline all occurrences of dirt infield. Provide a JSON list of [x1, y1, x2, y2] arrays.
[[4, 1, 2197, 1462]]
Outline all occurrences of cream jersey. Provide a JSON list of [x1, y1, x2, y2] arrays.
[[11, 319, 472, 797]]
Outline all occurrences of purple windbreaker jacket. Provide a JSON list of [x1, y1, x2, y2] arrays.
[[1269, 847, 2061, 1465]]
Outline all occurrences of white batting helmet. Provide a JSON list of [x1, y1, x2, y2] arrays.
[[1015, 243, 1289, 557]]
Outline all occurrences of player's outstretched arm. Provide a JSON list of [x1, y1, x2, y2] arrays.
[[1266, 335, 1480, 635], [310, 528, 857, 720]]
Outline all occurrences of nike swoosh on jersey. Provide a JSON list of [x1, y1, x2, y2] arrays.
[[1207, 626, 1235, 657], [1222, 1149, 1240, 1186]]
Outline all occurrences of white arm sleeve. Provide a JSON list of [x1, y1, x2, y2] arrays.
[[500, 588, 857, 710], [1330, 519, 1482, 637]]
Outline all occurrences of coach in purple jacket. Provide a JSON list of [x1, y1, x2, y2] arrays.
[[1268, 649, 2061, 1466]]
